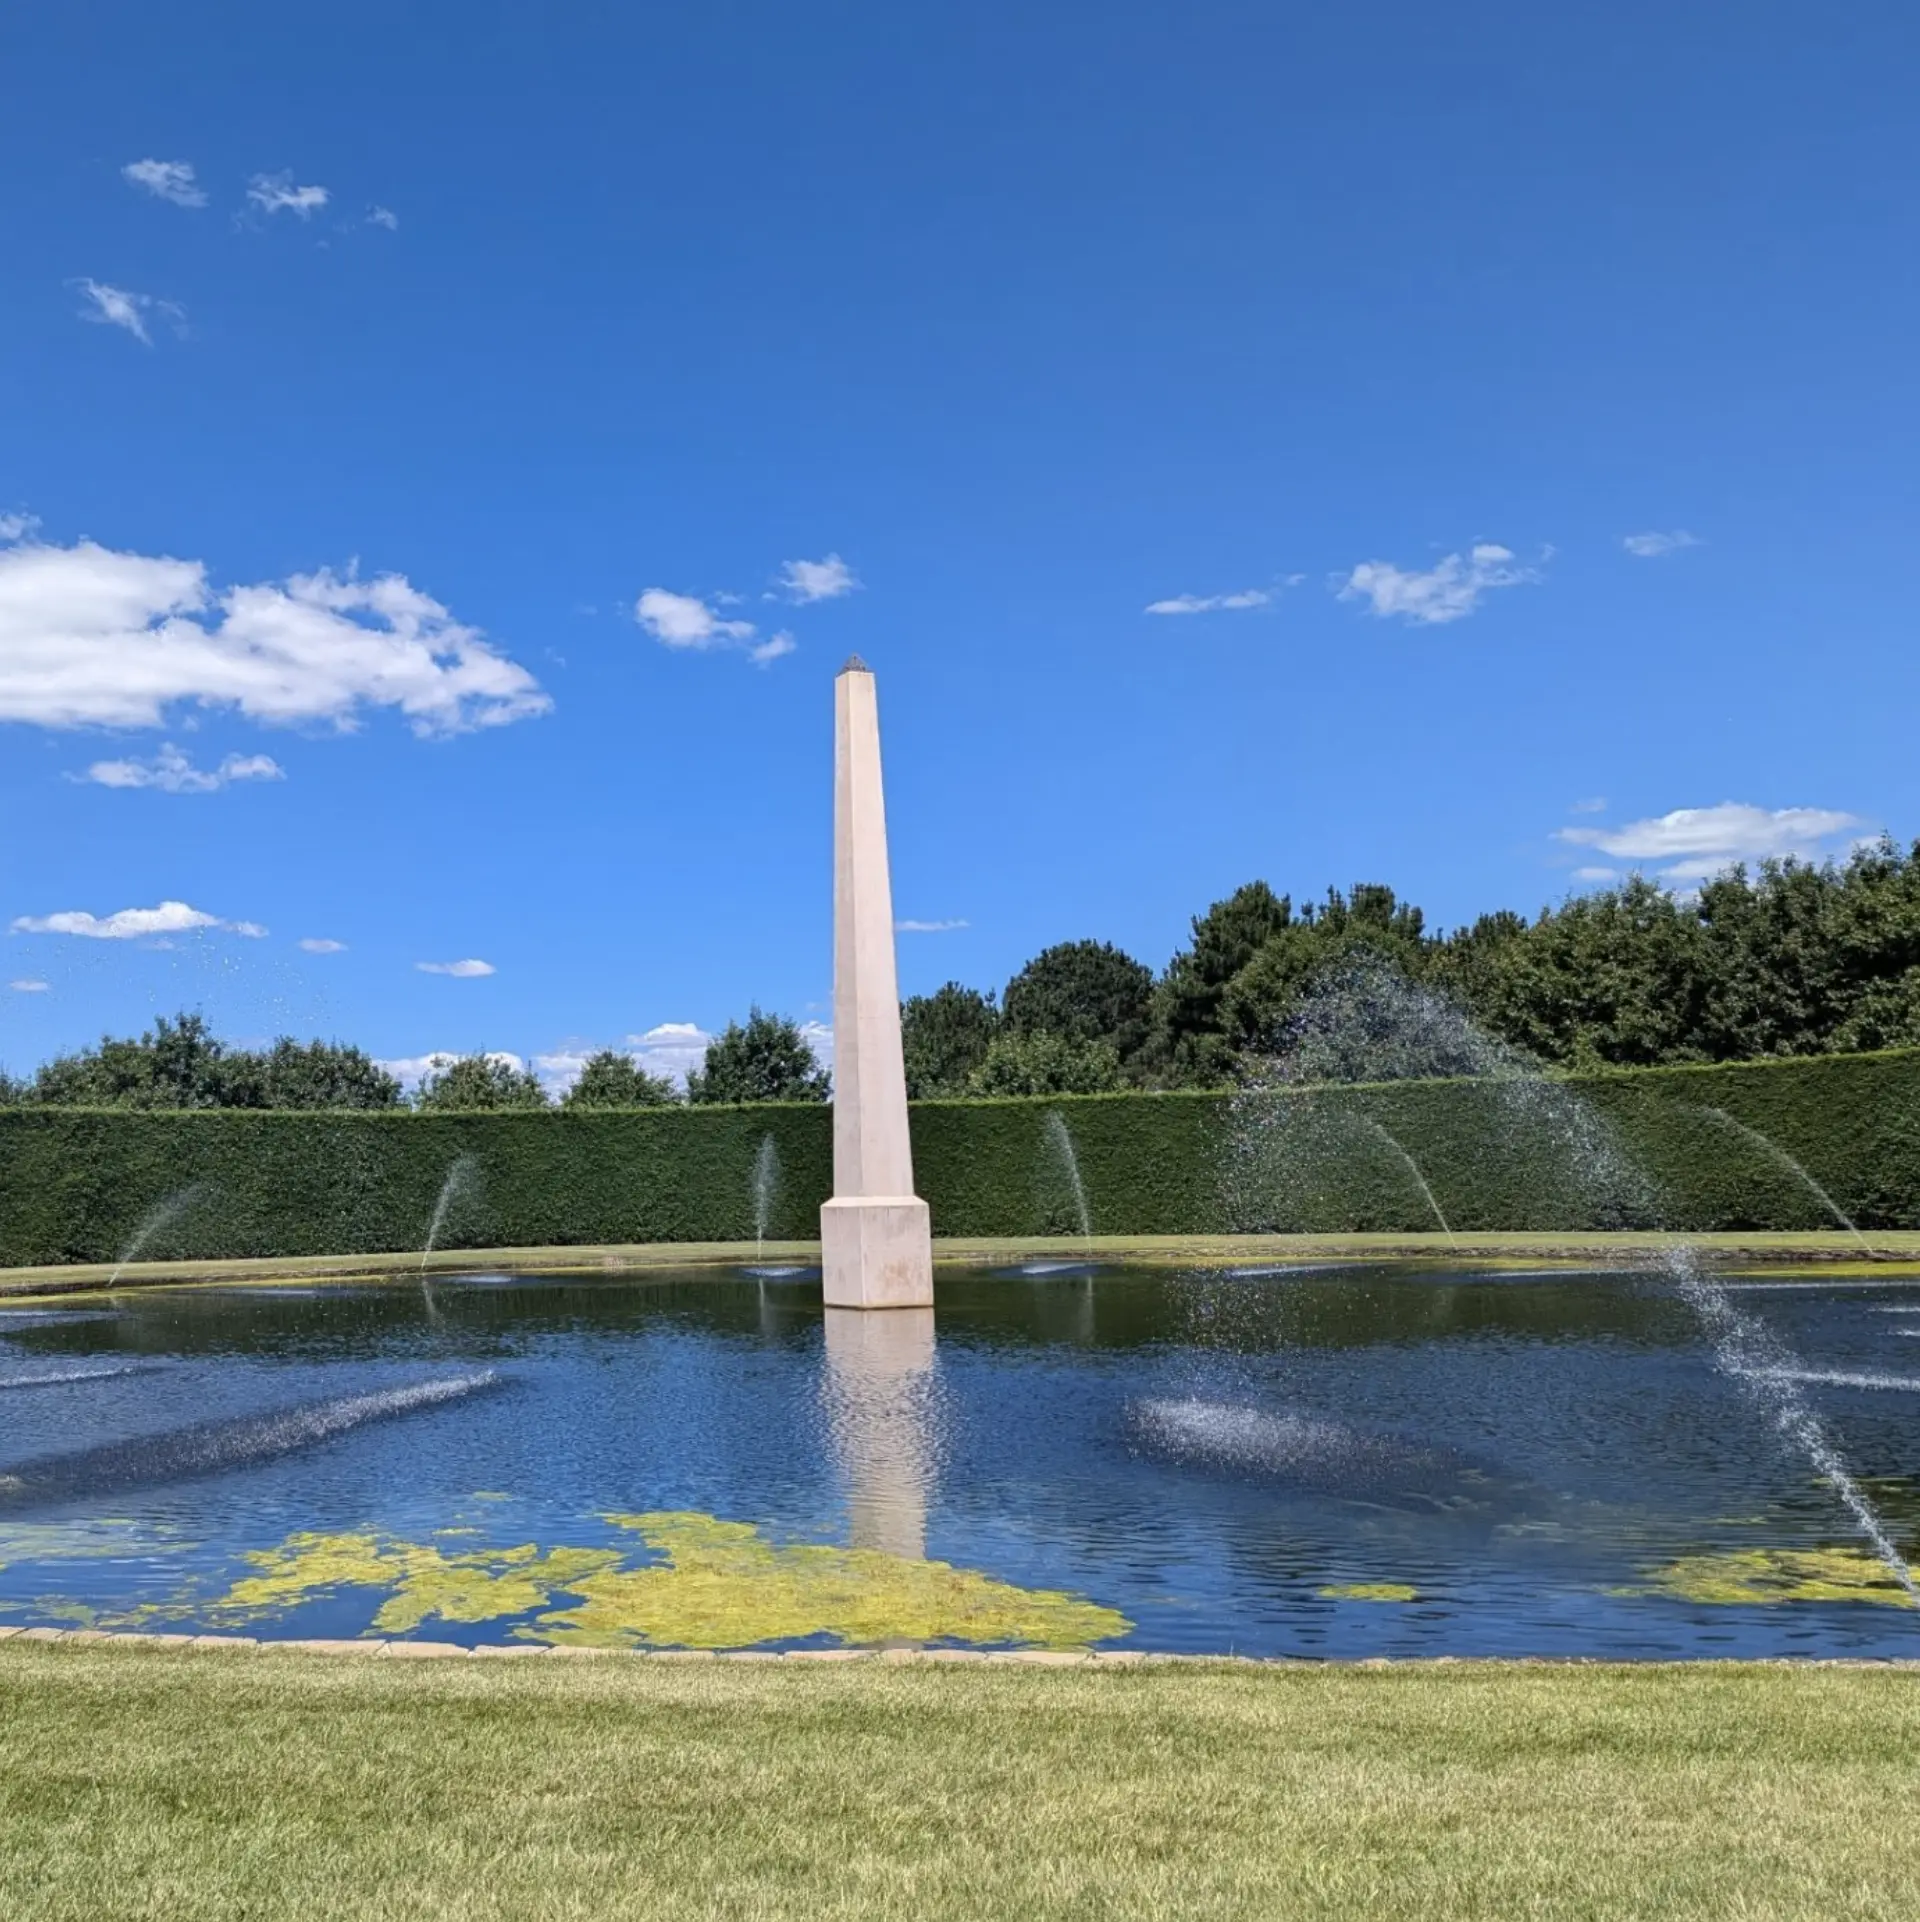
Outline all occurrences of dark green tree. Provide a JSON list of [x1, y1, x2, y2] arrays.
[[966, 1029, 1125, 1097], [415, 1054, 550, 1110], [901, 983, 1000, 1097], [686, 1009, 831, 1104], [563, 1050, 678, 1108], [32, 1011, 230, 1108], [1143, 881, 1295, 1084], [226, 1038, 403, 1110], [1002, 940, 1154, 1064]]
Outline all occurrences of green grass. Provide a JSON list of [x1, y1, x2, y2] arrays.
[[6, 1228, 1920, 1299], [3, 1646, 1917, 1919]]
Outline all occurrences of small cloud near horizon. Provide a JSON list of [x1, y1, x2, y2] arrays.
[[1622, 530, 1701, 558], [1144, 589, 1271, 615], [8, 979, 50, 992], [10, 900, 266, 940], [298, 937, 347, 954], [74, 279, 184, 346], [895, 918, 969, 933], [777, 555, 859, 603], [416, 959, 496, 978], [1557, 802, 1870, 884], [75, 745, 284, 794], [1338, 543, 1543, 626], [123, 159, 206, 208], [247, 172, 329, 218]]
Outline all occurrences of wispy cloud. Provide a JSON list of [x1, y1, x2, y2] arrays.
[[74, 279, 183, 346], [1338, 543, 1543, 626], [0, 540, 549, 733], [635, 587, 796, 667], [1622, 530, 1701, 559], [122, 158, 206, 208], [298, 937, 347, 954], [1557, 803, 1870, 883], [366, 205, 399, 231], [0, 513, 38, 544], [1144, 589, 1271, 615], [247, 171, 329, 218], [75, 745, 285, 794], [635, 588, 756, 649], [8, 979, 50, 993], [11, 900, 266, 940], [416, 958, 496, 978], [777, 554, 859, 603], [1569, 796, 1608, 815], [895, 918, 969, 933]]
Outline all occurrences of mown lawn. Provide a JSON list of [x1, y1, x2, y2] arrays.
[[1, 1646, 1915, 1919]]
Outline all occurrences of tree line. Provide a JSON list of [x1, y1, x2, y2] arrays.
[[6, 840, 1917, 1109]]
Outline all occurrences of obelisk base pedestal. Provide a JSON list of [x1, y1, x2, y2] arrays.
[[820, 1196, 934, 1309]]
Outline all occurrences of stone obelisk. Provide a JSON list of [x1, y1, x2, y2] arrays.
[[821, 657, 934, 1308]]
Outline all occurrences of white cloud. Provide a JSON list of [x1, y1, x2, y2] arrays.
[[626, 1021, 714, 1087], [298, 937, 346, 954], [122, 159, 206, 208], [896, 918, 969, 933], [1572, 866, 1619, 883], [247, 171, 329, 218], [1144, 589, 1271, 615], [1557, 803, 1870, 883], [634, 588, 756, 649], [0, 514, 37, 544], [416, 959, 495, 978], [1622, 530, 1701, 558], [0, 540, 549, 733], [636, 588, 791, 666], [8, 979, 50, 992], [777, 555, 859, 603], [367, 205, 399, 230], [10, 900, 266, 940], [74, 279, 182, 346], [800, 1019, 834, 1077], [76, 744, 285, 793], [1338, 543, 1543, 626], [1569, 796, 1608, 815]]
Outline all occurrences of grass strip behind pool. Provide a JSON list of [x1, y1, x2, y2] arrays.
[[2, 1647, 1916, 1921]]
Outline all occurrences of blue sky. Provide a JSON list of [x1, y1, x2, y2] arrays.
[[3, 1, 1916, 1088]]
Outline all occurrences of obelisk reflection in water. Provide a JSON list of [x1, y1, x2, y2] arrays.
[[822, 1306, 937, 1559]]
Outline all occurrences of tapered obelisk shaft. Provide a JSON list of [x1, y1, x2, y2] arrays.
[[820, 658, 934, 1308]]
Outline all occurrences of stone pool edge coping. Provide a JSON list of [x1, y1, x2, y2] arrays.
[[4, 1625, 1919, 1669], [7, 1230, 1920, 1299]]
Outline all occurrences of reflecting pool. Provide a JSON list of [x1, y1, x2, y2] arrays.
[[3, 1264, 1919, 1657]]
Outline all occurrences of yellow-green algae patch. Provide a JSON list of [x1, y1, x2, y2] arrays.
[[519, 1512, 1130, 1651], [192, 1511, 1129, 1650], [1640, 1546, 1918, 1608], [218, 1534, 624, 1634], [1317, 1582, 1419, 1603]]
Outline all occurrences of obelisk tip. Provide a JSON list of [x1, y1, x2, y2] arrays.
[[839, 654, 871, 675]]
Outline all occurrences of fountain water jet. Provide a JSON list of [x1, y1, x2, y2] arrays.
[[1041, 1109, 1094, 1255], [1697, 1105, 1877, 1259], [751, 1134, 781, 1262], [1228, 956, 1918, 1605], [1358, 1117, 1456, 1246], [1666, 1244, 1919, 1605], [109, 1183, 211, 1287], [419, 1155, 481, 1322]]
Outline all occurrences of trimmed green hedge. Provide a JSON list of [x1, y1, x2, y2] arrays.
[[2, 1048, 1916, 1266]]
